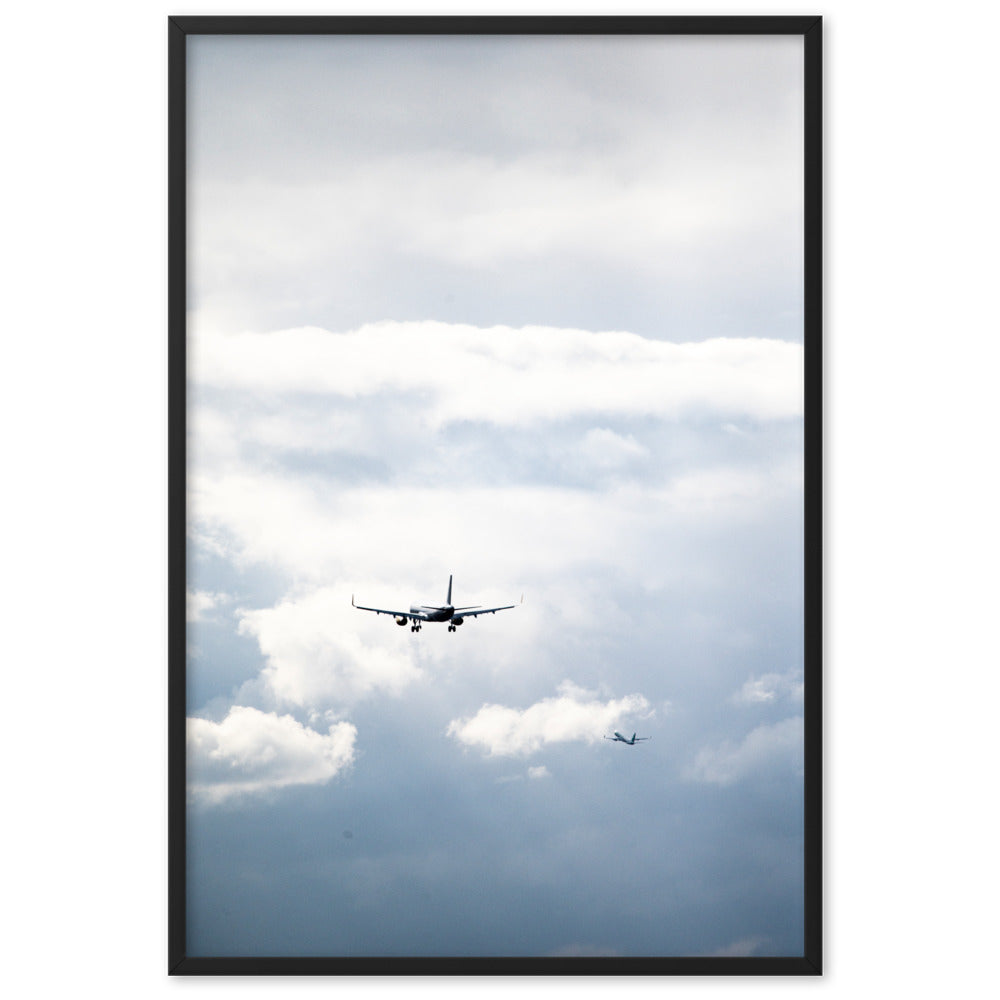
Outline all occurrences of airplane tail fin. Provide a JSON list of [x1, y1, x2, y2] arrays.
[[447, 575, 453, 605], [632, 733, 637, 743]]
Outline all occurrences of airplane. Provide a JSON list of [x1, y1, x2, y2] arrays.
[[352, 575, 521, 633], [604, 732, 650, 745]]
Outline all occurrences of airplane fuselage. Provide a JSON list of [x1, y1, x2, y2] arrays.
[[410, 604, 462, 623]]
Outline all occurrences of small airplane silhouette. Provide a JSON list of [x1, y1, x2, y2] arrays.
[[352, 575, 521, 633], [604, 731, 650, 745]]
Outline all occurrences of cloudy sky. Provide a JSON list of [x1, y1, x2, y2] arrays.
[[185, 32, 805, 958]]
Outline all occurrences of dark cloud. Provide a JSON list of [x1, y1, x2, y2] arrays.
[[189, 691, 803, 957], [188, 35, 803, 342]]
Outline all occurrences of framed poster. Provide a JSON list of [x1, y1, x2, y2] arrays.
[[169, 15, 821, 975]]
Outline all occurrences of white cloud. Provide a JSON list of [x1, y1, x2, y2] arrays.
[[185, 319, 803, 595], [686, 716, 803, 786], [370, 154, 784, 267], [733, 668, 804, 705], [187, 589, 228, 622], [187, 705, 356, 804], [662, 466, 798, 514], [575, 428, 648, 471], [527, 765, 551, 780], [236, 588, 422, 708], [189, 473, 798, 590], [447, 681, 650, 757], [190, 322, 804, 428], [192, 149, 798, 306]]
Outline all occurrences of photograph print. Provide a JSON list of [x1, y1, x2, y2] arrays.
[[171, 16, 821, 973]]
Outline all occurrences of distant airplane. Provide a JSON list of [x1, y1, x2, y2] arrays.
[[352, 575, 521, 633], [604, 731, 650, 745]]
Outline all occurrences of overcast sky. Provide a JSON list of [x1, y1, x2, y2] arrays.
[[186, 32, 805, 958]]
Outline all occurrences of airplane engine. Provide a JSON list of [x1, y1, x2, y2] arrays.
[[395, 616, 408, 626], [451, 617, 464, 626]]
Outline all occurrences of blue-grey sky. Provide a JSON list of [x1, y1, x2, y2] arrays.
[[186, 33, 805, 958]]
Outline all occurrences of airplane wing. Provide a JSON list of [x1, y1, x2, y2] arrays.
[[457, 604, 516, 618], [352, 597, 428, 621], [458, 594, 522, 618]]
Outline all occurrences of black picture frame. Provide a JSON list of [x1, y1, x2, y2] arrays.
[[168, 14, 822, 975]]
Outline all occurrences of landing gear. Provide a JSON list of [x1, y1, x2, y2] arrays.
[[411, 623, 422, 632], [448, 624, 455, 632]]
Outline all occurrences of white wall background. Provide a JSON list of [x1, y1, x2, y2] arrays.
[[4, 0, 997, 995]]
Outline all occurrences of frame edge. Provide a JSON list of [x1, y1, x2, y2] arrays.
[[802, 13, 824, 977], [167, 14, 188, 976]]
